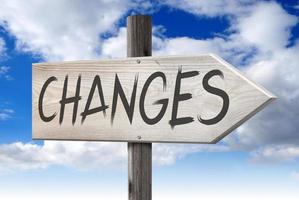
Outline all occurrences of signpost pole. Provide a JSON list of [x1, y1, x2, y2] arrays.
[[127, 15, 152, 200]]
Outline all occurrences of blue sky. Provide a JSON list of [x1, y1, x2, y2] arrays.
[[0, 0, 299, 199]]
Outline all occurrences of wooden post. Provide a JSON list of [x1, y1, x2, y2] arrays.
[[127, 15, 152, 200]]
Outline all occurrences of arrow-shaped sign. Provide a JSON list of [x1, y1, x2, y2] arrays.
[[32, 54, 275, 143]]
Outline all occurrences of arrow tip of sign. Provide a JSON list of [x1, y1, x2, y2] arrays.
[[206, 53, 277, 144], [208, 53, 277, 100], [210, 95, 276, 144]]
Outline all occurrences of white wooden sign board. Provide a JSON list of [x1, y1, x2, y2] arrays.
[[32, 54, 275, 143]]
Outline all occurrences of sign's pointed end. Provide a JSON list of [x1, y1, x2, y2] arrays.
[[210, 91, 277, 145], [209, 53, 278, 102]]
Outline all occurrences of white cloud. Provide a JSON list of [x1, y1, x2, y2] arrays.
[[0, 141, 227, 173], [102, 27, 127, 58], [153, 143, 228, 166], [250, 145, 299, 163], [0, 0, 131, 61], [0, 141, 126, 173], [0, 108, 14, 120], [161, 0, 253, 17], [234, 2, 298, 52], [154, 37, 224, 55]]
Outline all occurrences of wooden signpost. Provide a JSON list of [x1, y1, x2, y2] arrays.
[[32, 15, 275, 200]]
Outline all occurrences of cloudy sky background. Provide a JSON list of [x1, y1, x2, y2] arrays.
[[0, 0, 299, 199]]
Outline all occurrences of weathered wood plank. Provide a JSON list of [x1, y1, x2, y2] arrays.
[[32, 54, 275, 143]]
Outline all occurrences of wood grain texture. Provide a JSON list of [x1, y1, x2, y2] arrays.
[[128, 142, 152, 200], [127, 15, 151, 57], [127, 15, 152, 200], [32, 54, 276, 143]]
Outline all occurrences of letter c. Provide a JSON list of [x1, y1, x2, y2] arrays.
[[38, 76, 57, 122]]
